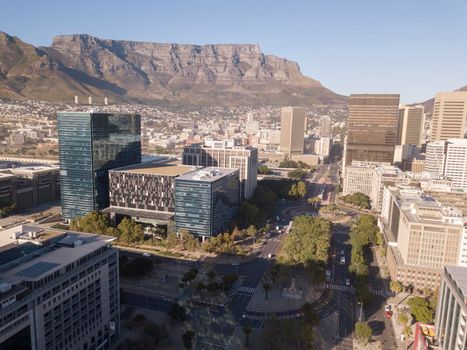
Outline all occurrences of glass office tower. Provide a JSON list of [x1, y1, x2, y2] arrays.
[[58, 112, 141, 220], [174, 167, 240, 238]]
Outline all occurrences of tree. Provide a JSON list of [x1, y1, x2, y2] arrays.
[[70, 211, 110, 234], [342, 192, 371, 209], [222, 274, 238, 291], [355, 322, 372, 345], [182, 330, 195, 350], [182, 269, 198, 284], [243, 325, 252, 347], [307, 196, 321, 208], [390, 280, 403, 295], [397, 312, 409, 326], [194, 281, 206, 293], [207, 270, 216, 280], [296, 181, 307, 198], [246, 225, 257, 244], [236, 201, 261, 228], [262, 279, 272, 301], [402, 325, 413, 338], [288, 168, 307, 180], [408, 297, 434, 324], [118, 217, 144, 245], [301, 302, 319, 329], [279, 160, 298, 168], [206, 282, 221, 294], [261, 317, 314, 350], [258, 165, 271, 175], [169, 303, 187, 322]]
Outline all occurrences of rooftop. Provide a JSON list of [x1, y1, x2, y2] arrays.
[[111, 161, 194, 177], [177, 167, 238, 182], [444, 265, 467, 300]]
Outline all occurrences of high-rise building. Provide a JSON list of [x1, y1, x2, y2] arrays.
[[436, 265, 467, 350], [279, 107, 305, 156], [344, 94, 400, 166], [380, 186, 464, 290], [444, 139, 467, 191], [425, 139, 467, 191], [319, 115, 332, 138], [397, 105, 424, 146], [430, 91, 467, 141], [0, 224, 120, 349], [174, 167, 240, 239], [245, 113, 260, 135], [182, 141, 257, 199], [58, 112, 141, 220]]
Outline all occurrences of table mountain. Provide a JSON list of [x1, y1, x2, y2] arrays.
[[1, 32, 346, 106]]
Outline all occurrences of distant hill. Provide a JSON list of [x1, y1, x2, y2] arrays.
[[414, 85, 467, 113], [0, 31, 346, 106]]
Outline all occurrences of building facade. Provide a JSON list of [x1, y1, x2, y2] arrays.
[[344, 94, 400, 166], [58, 112, 141, 220], [174, 168, 240, 239], [435, 265, 467, 350], [319, 115, 332, 138], [279, 107, 305, 156], [397, 105, 424, 146], [0, 225, 120, 350], [0, 166, 60, 210], [430, 91, 467, 141], [182, 142, 257, 199]]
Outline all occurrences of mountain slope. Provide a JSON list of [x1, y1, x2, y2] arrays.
[[0, 32, 346, 106]]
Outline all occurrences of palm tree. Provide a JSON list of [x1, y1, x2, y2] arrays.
[[262, 279, 272, 301], [243, 325, 252, 346]]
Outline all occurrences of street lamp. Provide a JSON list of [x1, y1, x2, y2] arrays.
[[357, 301, 363, 322]]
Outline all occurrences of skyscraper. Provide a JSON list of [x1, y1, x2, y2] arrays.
[[58, 112, 141, 220], [319, 115, 332, 138], [397, 105, 424, 146], [279, 107, 305, 156], [344, 94, 400, 166], [430, 91, 467, 141]]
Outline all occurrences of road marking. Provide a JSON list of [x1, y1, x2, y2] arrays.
[[237, 286, 256, 294]]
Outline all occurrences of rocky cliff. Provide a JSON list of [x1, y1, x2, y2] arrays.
[[1, 32, 346, 106]]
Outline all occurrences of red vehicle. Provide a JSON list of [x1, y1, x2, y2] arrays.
[[385, 305, 393, 318]]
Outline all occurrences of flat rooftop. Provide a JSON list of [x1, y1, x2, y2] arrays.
[[112, 161, 194, 177], [177, 167, 238, 182], [445, 265, 467, 299]]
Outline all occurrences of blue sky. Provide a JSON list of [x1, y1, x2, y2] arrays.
[[2, 0, 467, 103]]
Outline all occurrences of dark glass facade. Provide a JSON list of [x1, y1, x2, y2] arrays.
[[174, 169, 239, 238], [58, 112, 141, 219]]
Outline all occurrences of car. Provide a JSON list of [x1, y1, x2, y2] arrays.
[[231, 261, 240, 266], [142, 252, 150, 257], [276, 226, 280, 231], [267, 253, 273, 258], [340, 256, 346, 265], [385, 305, 391, 312], [345, 278, 350, 286], [325, 270, 331, 281], [341, 250, 345, 255], [276, 216, 280, 221]]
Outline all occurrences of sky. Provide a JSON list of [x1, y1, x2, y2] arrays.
[[1, 0, 467, 103]]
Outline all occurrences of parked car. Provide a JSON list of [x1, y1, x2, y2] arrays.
[[340, 256, 346, 265], [142, 252, 150, 257], [325, 270, 331, 281], [345, 278, 350, 286]]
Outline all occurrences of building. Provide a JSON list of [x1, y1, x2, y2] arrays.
[[0, 166, 60, 210], [425, 141, 447, 175], [444, 139, 467, 191], [245, 113, 260, 135], [370, 164, 407, 212], [344, 94, 400, 166], [279, 107, 305, 156], [435, 265, 467, 350], [319, 115, 332, 138], [0, 224, 120, 349], [58, 112, 141, 220], [425, 139, 467, 191], [182, 141, 257, 199], [380, 186, 464, 290], [174, 167, 240, 239], [430, 91, 467, 141], [104, 160, 194, 226], [343, 161, 381, 197], [397, 105, 424, 146]]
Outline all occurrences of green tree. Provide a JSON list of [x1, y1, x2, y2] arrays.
[[169, 303, 187, 322], [207, 270, 216, 280], [246, 225, 257, 244], [390, 280, 403, 295], [243, 325, 252, 347], [258, 165, 271, 174], [288, 168, 307, 180], [307, 196, 321, 208], [222, 274, 238, 291], [182, 330, 195, 350], [236, 202, 260, 228], [279, 160, 298, 168], [70, 211, 110, 234], [118, 217, 144, 245], [407, 296, 434, 324], [397, 312, 409, 326], [355, 322, 372, 345], [261, 317, 314, 350], [301, 302, 319, 329], [296, 181, 307, 198], [342, 192, 371, 209], [403, 325, 413, 338]]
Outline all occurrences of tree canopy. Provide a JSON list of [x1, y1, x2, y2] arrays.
[[355, 322, 372, 345], [408, 296, 434, 324], [342, 192, 371, 209], [261, 317, 314, 350]]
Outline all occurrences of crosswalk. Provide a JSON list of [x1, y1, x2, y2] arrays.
[[370, 287, 388, 296], [237, 286, 256, 295], [326, 283, 352, 292]]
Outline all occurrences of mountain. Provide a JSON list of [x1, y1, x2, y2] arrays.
[[0, 32, 346, 106], [415, 85, 467, 113]]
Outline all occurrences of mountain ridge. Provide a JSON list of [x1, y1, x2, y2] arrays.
[[0, 32, 346, 106]]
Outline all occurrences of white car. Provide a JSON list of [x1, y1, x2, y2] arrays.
[[268, 253, 273, 258], [231, 261, 240, 266], [345, 278, 350, 286], [142, 252, 150, 257], [385, 305, 391, 312], [340, 256, 346, 265]]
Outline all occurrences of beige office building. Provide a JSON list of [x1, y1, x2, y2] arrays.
[[397, 105, 424, 146], [344, 94, 400, 166], [430, 91, 467, 141], [279, 107, 305, 156]]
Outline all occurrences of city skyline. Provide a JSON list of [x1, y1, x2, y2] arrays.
[[1, 0, 467, 103]]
